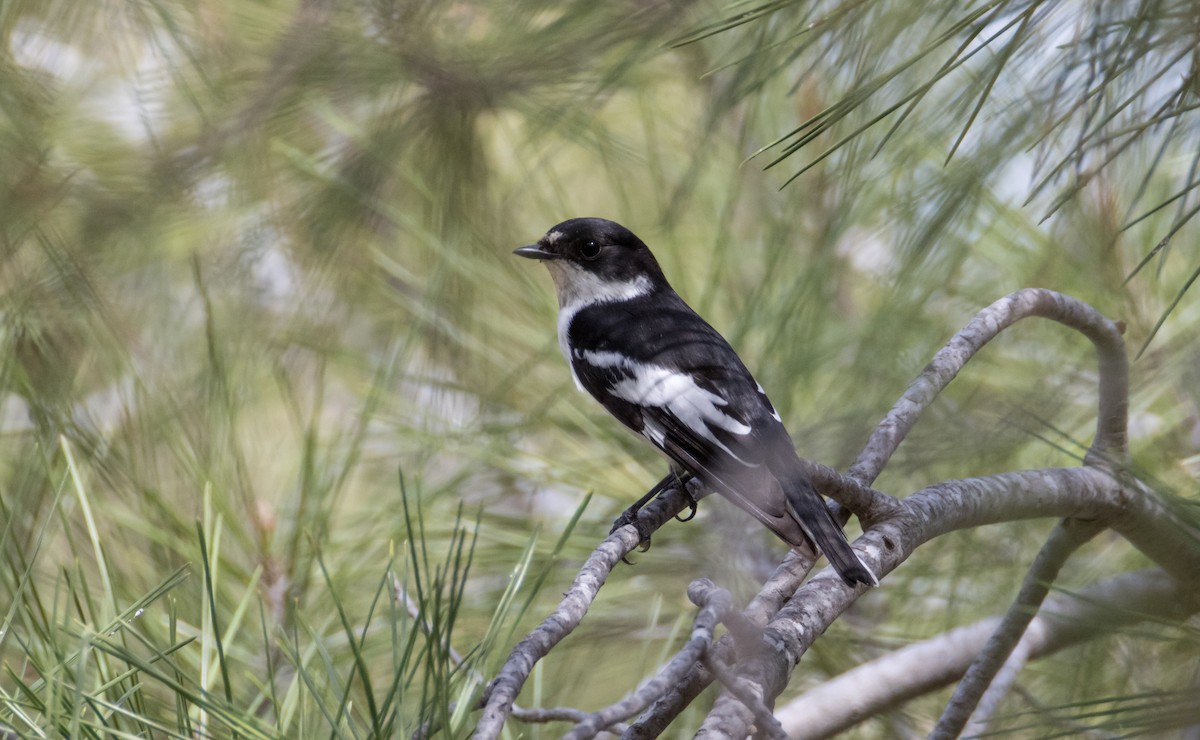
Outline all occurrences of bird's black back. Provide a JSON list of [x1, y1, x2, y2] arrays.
[[566, 285, 796, 472]]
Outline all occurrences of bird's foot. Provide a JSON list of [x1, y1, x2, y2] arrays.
[[609, 506, 654, 547], [610, 506, 653, 564], [675, 499, 698, 522], [609, 471, 679, 561], [611, 472, 700, 563], [675, 476, 700, 522]]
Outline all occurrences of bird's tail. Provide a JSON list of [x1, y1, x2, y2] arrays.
[[782, 475, 878, 587]]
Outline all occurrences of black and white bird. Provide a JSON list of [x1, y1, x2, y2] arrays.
[[514, 217, 876, 587]]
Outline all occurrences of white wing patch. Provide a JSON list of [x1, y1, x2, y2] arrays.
[[576, 349, 754, 463]]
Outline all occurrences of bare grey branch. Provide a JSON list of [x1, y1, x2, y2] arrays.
[[848, 288, 1128, 485], [775, 569, 1198, 738], [474, 483, 694, 740], [933, 517, 1105, 738], [563, 579, 731, 738]]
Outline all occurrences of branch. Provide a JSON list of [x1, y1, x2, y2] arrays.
[[625, 550, 819, 737], [559, 579, 727, 737], [701, 651, 788, 740], [932, 517, 1105, 738], [624, 661, 714, 738], [807, 460, 903, 524], [672, 291, 1146, 736], [908, 467, 1200, 587], [511, 706, 626, 732], [775, 569, 1200, 738], [473, 482, 693, 740], [487, 290, 1149, 737], [847, 288, 1129, 486], [696, 558, 874, 735], [696, 464, 1200, 737], [556, 579, 784, 739]]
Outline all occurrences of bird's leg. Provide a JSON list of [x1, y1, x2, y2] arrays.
[[610, 472, 675, 553], [611, 470, 700, 563], [674, 470, 699, 522]]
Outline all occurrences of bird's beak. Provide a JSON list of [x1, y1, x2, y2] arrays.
[[513, 244, 556, 260]]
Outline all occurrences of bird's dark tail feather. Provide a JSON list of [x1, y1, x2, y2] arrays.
[[783, 476, 878, 587]]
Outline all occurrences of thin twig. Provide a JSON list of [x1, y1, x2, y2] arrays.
[[626, 549, 819, 737], [774, 569, 1197, 738], [848, 288, 1129, 486], [559, 579, 732, 738], [932, 517, 1105, 739], [702, 652, 787, 740], [513, 706, 628, 732], [473, 482, 694, 740]]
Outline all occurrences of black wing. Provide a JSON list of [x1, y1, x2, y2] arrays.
[[567, 290, 811, 546]]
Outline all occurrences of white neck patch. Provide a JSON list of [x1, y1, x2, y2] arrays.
[[546, 261, 652, 312], [543, 262, 652, 389]]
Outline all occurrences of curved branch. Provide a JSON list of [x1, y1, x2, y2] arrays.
[[807, 460, 903, 523], [932, 517, 1105, 739], [473, 483, 694, 740], [775, 569, 1200, 738], [624, 551, 819, 737], [511, 706, 627, 732], [488, 290, 1143, 738], [561, 579, 739, 738], [848, 288, 1129, 485], [908, 467, 1200, 586], [699, 465, 1200, 737]]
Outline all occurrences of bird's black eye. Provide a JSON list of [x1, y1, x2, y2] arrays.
[[580, 240, 601, 260]]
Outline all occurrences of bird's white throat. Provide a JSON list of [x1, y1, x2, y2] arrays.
[[545, 260, 652, 312]]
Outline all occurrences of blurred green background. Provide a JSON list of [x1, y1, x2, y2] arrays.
[[2, 0, 1198, 736]]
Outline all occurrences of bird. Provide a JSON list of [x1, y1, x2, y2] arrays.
[[513, 217, 876, 587]]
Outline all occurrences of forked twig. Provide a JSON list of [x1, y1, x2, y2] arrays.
[[774, 569, 1199, 738], [848, 288, 1128, 485], [483, 290, 1146, 738], [559, 579, 782, 739], [474, 483, 694, 740]]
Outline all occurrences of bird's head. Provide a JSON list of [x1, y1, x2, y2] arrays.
[[513, 218, 668, 308]]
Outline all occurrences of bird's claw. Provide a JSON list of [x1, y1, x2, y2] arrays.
[[674, 485, 699, 522], [611, 508, 653, 563], [620, 535, 653, 565]]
